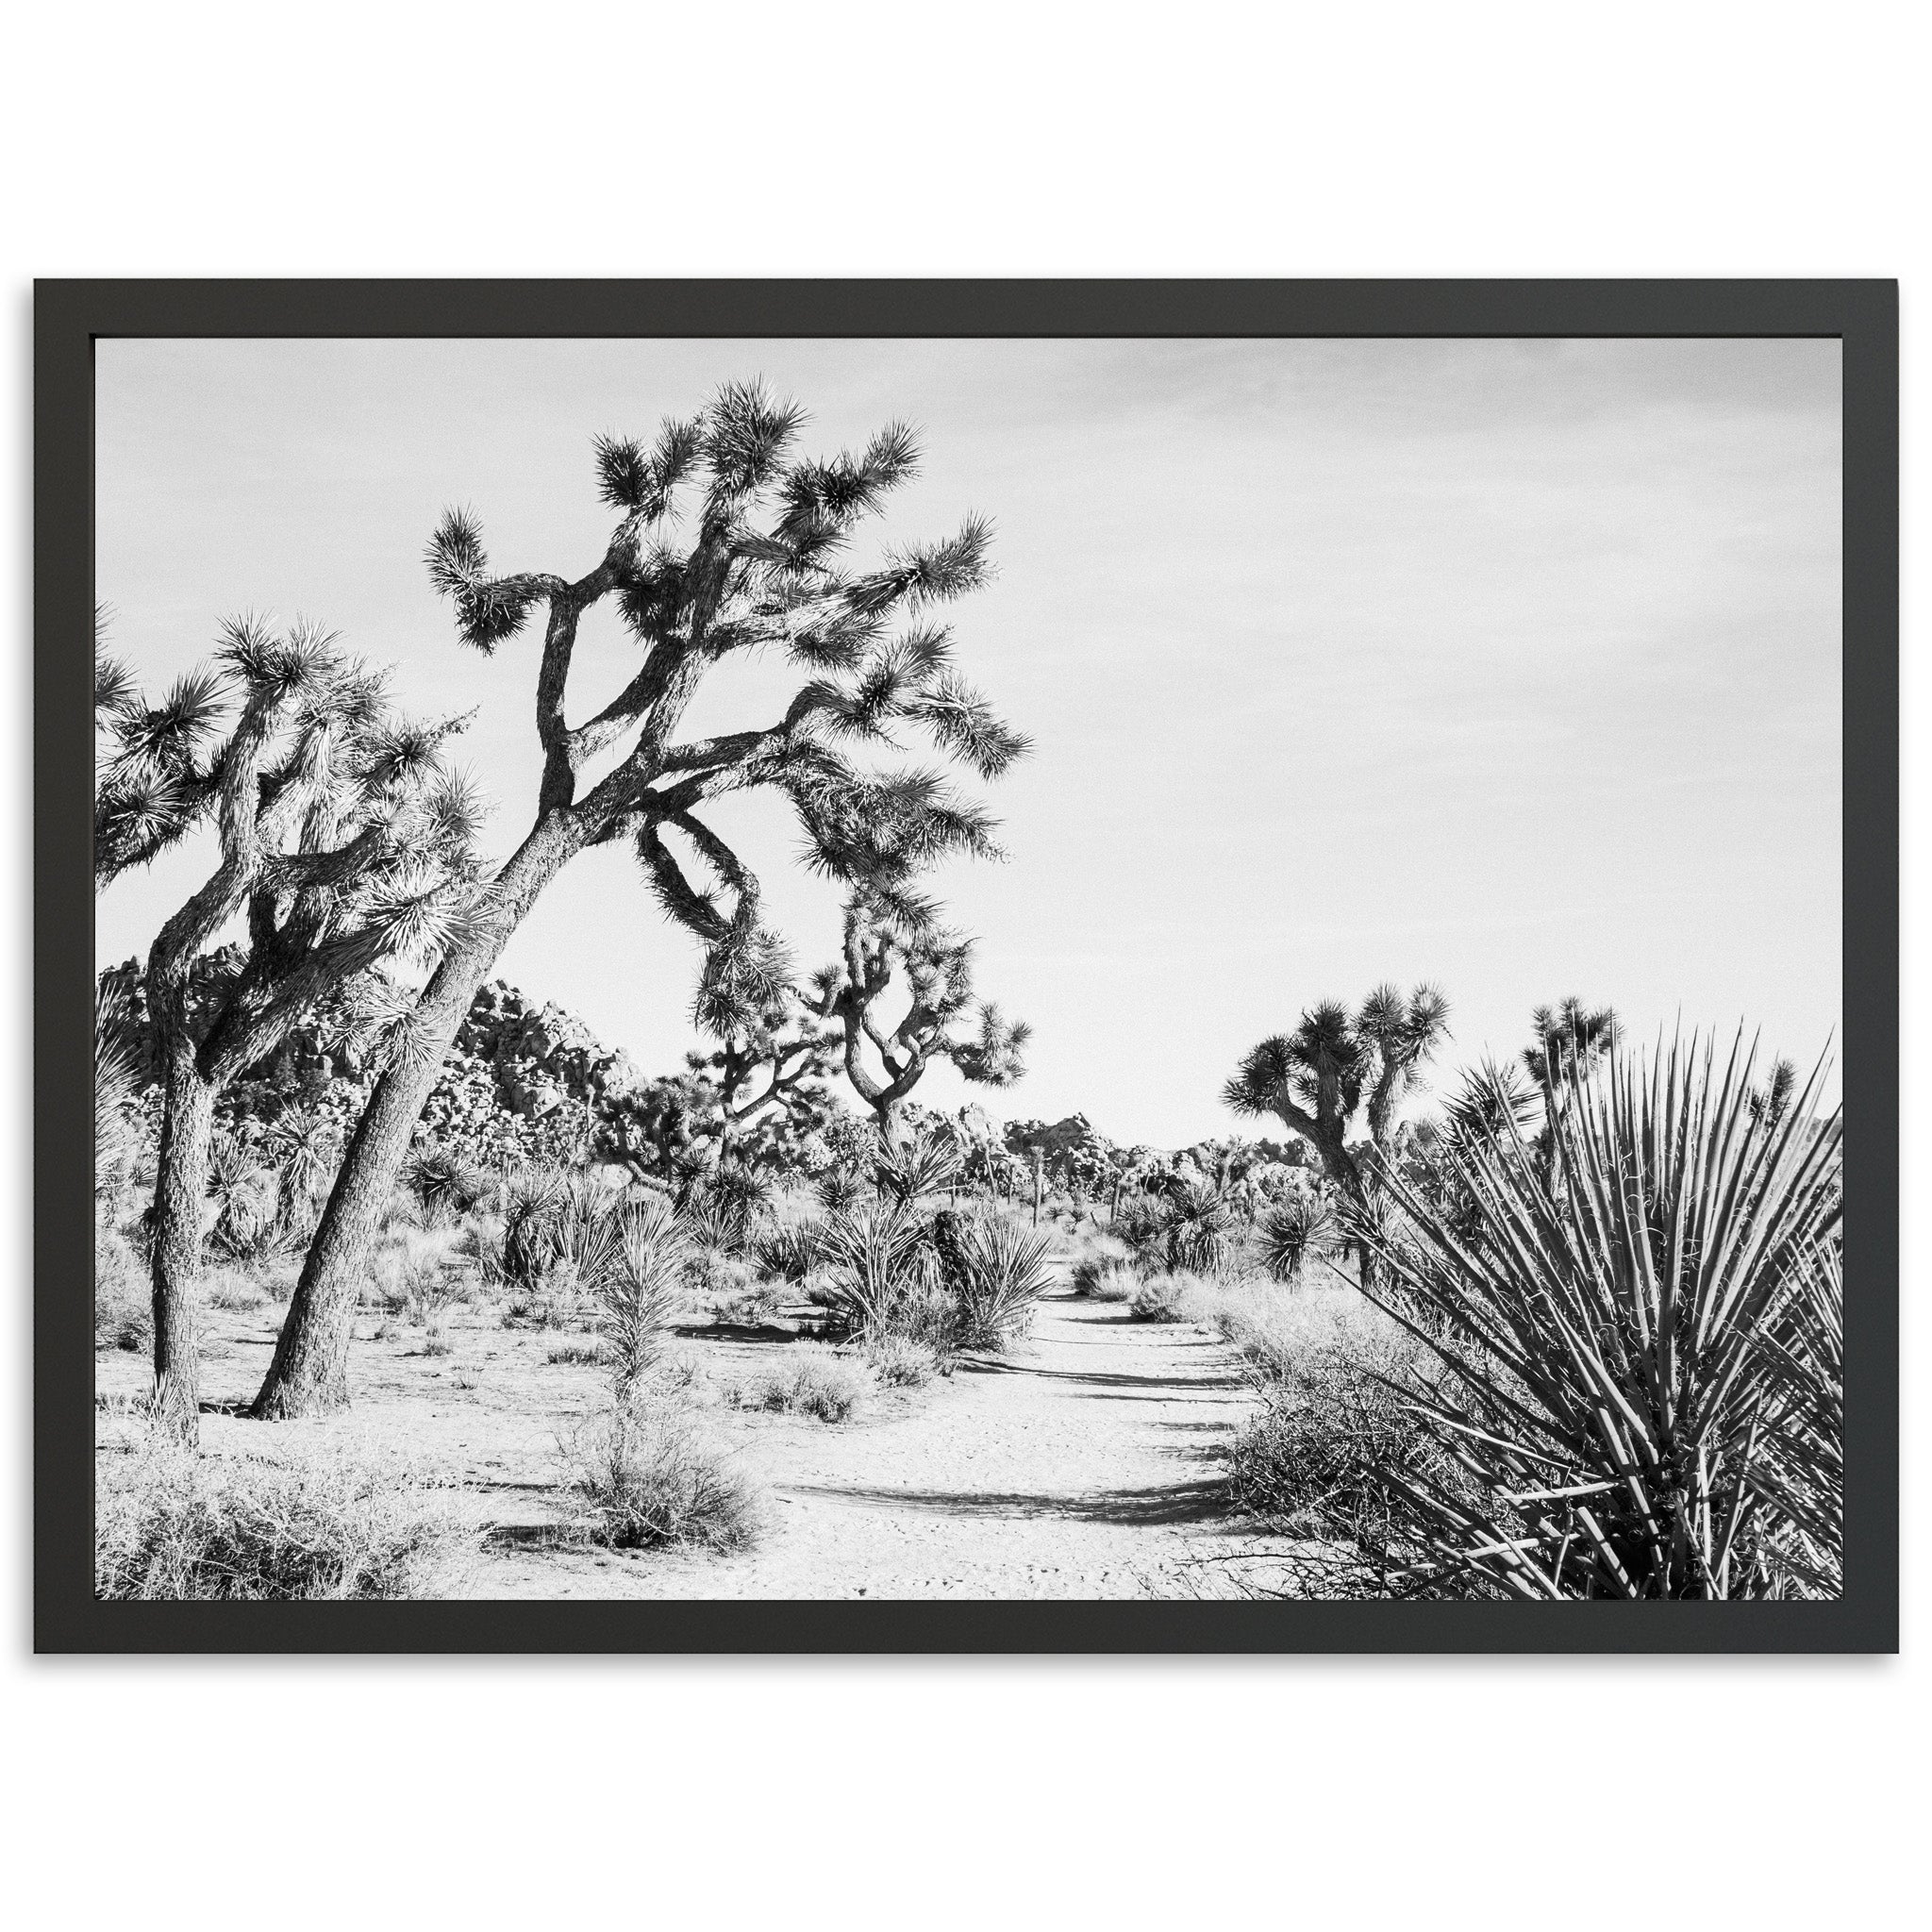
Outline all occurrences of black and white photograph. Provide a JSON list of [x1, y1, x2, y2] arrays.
[[73, 318, 1860, 1613]]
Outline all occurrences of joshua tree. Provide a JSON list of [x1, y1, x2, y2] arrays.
[[1521, 996, 1621, 1089], [94, 608, 228, 887], [809, 894, 1031, 1141], [140, 619, 485, 1437], [255, 381, 1025, 1417], [691, 1012, 838, 1157], [1223, 983, 1449, 1285]]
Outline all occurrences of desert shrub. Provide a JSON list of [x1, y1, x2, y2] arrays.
[[1257, 1190, 1338, 1284], [546, 1338, 607, 1366], [812, 1161, 867, 1213], [1360, 1035, 1843, 1600], [204, 1268, 269, 1313], [863, 1332, 939, 1388], [931, 1210, 1055, 1349], [1128, 1272, 1192, 1323], [96, 1444, 471, 1600], [1212, 1282, 1447, 1548], [95, 1225, 152, 1352], [690, 1249, 756, 1304], [749, 1347, 872, 1422], [1070, 1251, 1140, 1301], [715, 1278, 787, 1327], [563, 1407, 759, 1551]]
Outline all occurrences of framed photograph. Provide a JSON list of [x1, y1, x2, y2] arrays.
[[36, 279, 1896, 1653]]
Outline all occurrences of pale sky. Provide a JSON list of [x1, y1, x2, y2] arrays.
[[95, 337, 1842, 1147]]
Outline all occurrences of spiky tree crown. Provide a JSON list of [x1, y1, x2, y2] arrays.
[[422, 379, 1028, 1060], [143, 615, 491, 1086], [1522, 996, 1621, 1087], [1224, 982, 1451, 1157], [94, 605, 231, 885], [811, 894, 1032, 1118]]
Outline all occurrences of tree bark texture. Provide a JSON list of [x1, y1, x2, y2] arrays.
[[252, 813, 584, 1417], [148, 1058, 215, 1441]]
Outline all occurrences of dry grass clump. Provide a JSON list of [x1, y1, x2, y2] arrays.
[[562, 1406, 760, 1552], [1074, 1258, 1141, 1303], [744, 1347, 873, 1422], [545, 1337, 608, 1366], [204, 1267, 271, 1313], [1212, 1283, 1446, 1550], [96, 1441, 473, 1600], [1127, 1271, 1203, 1323], [863, 1332, 941, 1388]]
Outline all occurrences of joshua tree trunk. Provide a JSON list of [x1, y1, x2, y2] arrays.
[[149, 1056, 215, 1441], [253, 813, 583, 1418]]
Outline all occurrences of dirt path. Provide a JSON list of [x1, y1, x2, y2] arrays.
[[480, 1288, 1284, 1600], [99, 1276, 1295, 1600]]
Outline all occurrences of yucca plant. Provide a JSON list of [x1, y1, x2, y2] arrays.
[[1257, 1190, 1338, 1284], [1160, 1179, 1241, 1276], [682, 1157, 774, 1253], [499, 1169, 568, 1289], [587, 1197, 692, 1401], [1110, 1192, 1169, 1267], [872, 1122, 966, 1206], [402, 1146, 491, 1225], [812, 1162, 866, 1213], [1741, 1239, 1842, 1597], [751, 1219, 820, 1285], [810, 1198, 933, 1337], [931, 1211, 1055, 1349], [1359, 1033, 1842, 1600]]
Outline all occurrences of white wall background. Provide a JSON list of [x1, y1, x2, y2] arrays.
[[3, 5, 1920, 1927]]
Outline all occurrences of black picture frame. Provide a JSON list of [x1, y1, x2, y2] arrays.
[[37, 278, 1897, 1655]]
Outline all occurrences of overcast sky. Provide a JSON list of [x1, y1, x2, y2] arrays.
[[95, 336, 1841, 1147]]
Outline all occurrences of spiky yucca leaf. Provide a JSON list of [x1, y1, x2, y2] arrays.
[[1742, 1239, 1842, 1596], [1359, 1034, 1842, 1600]]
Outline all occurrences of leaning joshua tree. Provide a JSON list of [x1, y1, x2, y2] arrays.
[[809, 892, 1032, 1141], [94, 608, 229, 888], [140, 618, 485, 1437], [254, 381, 1025, 1417], [1223, 983, 1449, 1286]]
